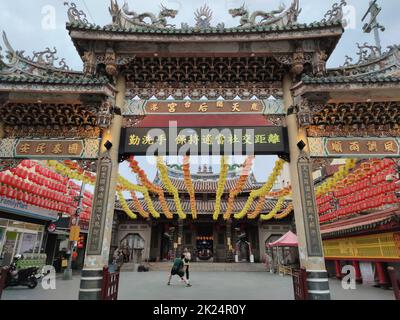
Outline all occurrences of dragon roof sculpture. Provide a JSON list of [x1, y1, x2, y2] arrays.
[[229, 0, 301, 29], [109, 0, 178, 29], [106, 0, 302, 31]]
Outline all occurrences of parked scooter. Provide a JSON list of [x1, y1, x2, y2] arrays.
[[4, 254, 38, 289]]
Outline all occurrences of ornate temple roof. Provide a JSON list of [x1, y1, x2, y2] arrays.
[[153, 165, 264, 194], [66, 20, 343, 35], [298, 43, 400, 87], [66, 0, 344, 35], [0, 74, 109, 85], [116, 196, 289, 216], [320, 208, 400, 239], [66, 0, 346, 91], [0, 32, 114, 96]]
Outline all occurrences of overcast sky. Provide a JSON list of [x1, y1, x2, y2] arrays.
[[1, 0, 399, 186]]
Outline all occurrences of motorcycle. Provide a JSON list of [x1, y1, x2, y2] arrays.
[[4, 255, 39, 289]]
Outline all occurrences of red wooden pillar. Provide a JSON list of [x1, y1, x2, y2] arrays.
[[375, 262, 389, 288], [334, 260, 342, 279], [352, 261, 362, 283]]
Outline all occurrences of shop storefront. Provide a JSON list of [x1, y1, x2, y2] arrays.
[[50, 217, 89, 272], [0, 196, 59, 267]]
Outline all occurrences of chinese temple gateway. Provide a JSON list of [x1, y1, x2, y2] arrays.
[[0, 0, 400, 300]]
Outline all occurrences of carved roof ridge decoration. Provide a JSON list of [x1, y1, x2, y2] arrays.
[[194, 4, 213, 30], [106, 0, 301, 32], [164, 164, 259, 181], [0, 31, 82, 78], [64, 2, 94, 27], [108, 0, 178, 30], [67, 19, 343, 35], [301, 74, 400, 84], [0, 31, 113, 90], [228, 0, 301, 29], [319, 0, 347, 26], [66, 0, 347, 35], [327, 44, 400, 78], [151, 169, 265, 194]]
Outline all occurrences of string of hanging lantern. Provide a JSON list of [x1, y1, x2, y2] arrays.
[[234, 159, 285, 220], [274, 203, 294, 220], [127, 156, 173, 219], [223, 156, 255, 220], [0, 160, 93, 219], [318, 158, 400, 223], [182, 155, 197, 219], [47, 160, 96, 185], [117, 176, 160, 218], [157, 157, 186, 220], [259, 195, 287, 221], [116, 190, 137, 219], [315, 159, 357, 197], [129, 191, 150, 219], [213, 156, 229, 221]]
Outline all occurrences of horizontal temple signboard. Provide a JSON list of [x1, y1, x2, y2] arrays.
[[308, 137, 400, 158], [123, 99, 286, 116], [120, 126, 289, 156], [0, 139, 100, 160]]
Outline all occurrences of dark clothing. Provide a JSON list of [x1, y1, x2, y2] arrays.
[[170, 258, 184, 277], [185, 265, 189, 280]]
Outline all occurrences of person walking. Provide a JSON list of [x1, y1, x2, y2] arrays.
[[113, 248, 123, 271], [167, 254, 191, 287], [183, 248, 191, 283]]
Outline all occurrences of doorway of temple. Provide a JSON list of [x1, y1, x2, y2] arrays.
[[196, 224, 214, 262], [160, 226, 174, 261], [235, 230, 250, 263], [120, 233, 145, 264]]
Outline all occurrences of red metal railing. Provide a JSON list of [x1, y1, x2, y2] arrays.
[[388, 267, 400, 300], [101, 266, 120, 300], [292, 268, 308, 300], [0, 267, 9, 300]]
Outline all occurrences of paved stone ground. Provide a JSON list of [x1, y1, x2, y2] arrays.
[[2, 271, 395, 300]]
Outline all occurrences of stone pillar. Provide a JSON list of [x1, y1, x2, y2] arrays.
[[283, 74, 330, 300], [78, 75, 125, 300]]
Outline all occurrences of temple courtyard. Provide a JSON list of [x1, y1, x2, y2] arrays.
[[2, 270, 395, 301]]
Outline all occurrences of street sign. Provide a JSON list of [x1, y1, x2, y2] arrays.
[[47, 223, 56, 233], [70, 226, 81, 242]]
